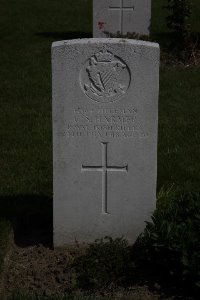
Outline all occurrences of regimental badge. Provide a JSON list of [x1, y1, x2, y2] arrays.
[[80, 49, 131, 103]]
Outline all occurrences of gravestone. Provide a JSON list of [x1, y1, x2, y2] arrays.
[[93, 0, 151, 38], [52, 38, 159, 247]]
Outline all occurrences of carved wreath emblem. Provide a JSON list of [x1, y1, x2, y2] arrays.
[[80, 49, 131, 103]]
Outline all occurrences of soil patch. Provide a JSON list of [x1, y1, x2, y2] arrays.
[[2, 244, 77, 297], [1, 243, 169, 299]]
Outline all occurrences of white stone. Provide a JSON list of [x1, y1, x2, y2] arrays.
[[52, 38, 159, 247], [93, 0, 151, 37]]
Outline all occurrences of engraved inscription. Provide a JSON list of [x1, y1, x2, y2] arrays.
[[62, 106, 149, 139], [109, 0, 135, 34], [81, 142, 128, 214], [80, 49, 131, 103]]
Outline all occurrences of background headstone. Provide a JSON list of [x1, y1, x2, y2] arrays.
[[52, 38, 159, 247], [93, 0, 151, 38]]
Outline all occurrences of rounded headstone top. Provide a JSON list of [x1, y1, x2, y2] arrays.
[[52, 38, 159, 50]]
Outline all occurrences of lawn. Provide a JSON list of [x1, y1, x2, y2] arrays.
[[0, 0, 200, 298]]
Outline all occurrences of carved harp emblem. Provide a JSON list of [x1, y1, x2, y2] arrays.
[[80, 49, 131, 103]]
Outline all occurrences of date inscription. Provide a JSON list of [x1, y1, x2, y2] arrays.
[[61, 107, 148, 139]]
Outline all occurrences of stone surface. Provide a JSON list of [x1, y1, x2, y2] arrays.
[[93, 0, 151, 38], [52, 38, 159, 247]]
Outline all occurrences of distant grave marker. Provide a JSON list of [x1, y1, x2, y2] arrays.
[[93, 0, 151, 37], [52, 38, 159, 246], [109, 0, 135, 34]]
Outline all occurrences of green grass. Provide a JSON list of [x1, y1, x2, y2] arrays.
[[158, 67, 200, 191], [0, 0, 200, 297], [0, 0, 91, 197]]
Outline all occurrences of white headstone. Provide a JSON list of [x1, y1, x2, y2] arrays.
[[93, 0, 151, 37], [52, 38, 159, 247]]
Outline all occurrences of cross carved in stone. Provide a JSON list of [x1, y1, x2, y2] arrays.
[[109, 0, 135, 34], [81, 142, 128, 214]]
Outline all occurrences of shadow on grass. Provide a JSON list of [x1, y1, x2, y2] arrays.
[[36, 31, 92, 40], [0, 195, 53, 248]]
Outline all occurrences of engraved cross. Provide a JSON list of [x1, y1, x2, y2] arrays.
[[81, 142, 128, 214], [109, 0, 135, 34]]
